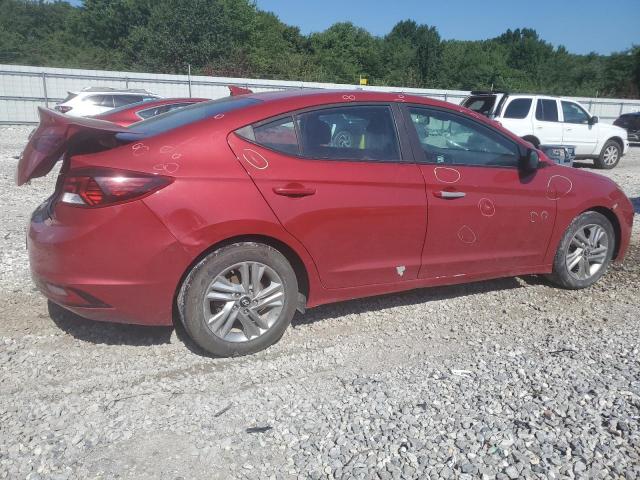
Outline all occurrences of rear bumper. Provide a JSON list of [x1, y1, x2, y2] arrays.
[[28, 199, 190, 326]]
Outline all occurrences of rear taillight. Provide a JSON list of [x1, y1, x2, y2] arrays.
[[59, 168, 172, 208], [55, 105, 73, 114]]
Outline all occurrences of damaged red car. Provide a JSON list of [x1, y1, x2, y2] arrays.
[[17, 90, 634, 357]]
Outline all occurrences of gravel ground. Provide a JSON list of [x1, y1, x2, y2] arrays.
[[0, 126, 639, 480]]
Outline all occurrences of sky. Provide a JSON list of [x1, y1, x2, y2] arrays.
[[254, 0, 640, 55]]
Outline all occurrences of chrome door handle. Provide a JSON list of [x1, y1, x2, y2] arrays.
[[435, 191, 466, 199]]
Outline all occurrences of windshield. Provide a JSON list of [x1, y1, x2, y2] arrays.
[[120, 96, 262, 139]]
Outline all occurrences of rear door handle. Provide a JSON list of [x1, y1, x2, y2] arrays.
[[434, 190, 466, 199], [273, 184, 316, 197]]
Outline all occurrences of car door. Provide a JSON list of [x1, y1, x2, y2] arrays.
[[227, 103, 427, 289], [402, 105, 557, 279], [532, 98, 563, 144], [561, 100, 598, 155]]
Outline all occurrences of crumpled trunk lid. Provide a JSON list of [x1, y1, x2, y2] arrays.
[[16, 107, 131, 186]]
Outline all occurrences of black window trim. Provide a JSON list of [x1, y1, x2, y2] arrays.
[[235, 102, 411, 164], [400, 103, 524, 169]]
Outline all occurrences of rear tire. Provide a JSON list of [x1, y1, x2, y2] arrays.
[[178, 242, 298, 357], [594, 140, 621, 169], [547, 211, 615, 289]]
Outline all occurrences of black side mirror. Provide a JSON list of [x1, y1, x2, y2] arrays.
[[519, 148, 539, 173], [589, 116, 599, 125]]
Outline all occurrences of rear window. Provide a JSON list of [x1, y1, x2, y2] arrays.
[[503, 98, 532, 119], [122, 96, 261, 138], [463, 96, 496, 116]]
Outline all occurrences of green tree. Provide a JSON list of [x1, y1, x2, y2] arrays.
[[382, 20, 442, 88], [309, 22, 383, 83], [0, 0, 638, 98]]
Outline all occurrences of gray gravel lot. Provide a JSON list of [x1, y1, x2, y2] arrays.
[[1, 126, 639, 480]]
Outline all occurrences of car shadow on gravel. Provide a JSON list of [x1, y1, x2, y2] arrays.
[[293, 275, 539, 327], [47, 275, 546, 354], [630, 197, 640, 214], [48, 301, 173, 346]]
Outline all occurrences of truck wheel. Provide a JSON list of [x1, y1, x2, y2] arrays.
[[595, 140, 621, 169]]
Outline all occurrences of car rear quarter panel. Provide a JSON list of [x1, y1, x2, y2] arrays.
[[80, 118, 326, 305]]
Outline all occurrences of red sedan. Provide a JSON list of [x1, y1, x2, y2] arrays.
[[17, 90, 634, 357], [93, 97, 208, 126]]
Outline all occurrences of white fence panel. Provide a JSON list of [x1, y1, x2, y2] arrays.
[[1, 64, 639, 124]]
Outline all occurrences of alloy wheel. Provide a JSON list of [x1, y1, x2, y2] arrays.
[[565, 224, 609, 280], [602, 145, 619, 166], [203, 262, 285, 342]]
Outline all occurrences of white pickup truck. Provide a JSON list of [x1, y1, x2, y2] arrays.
[[461, 92, 629, 169]]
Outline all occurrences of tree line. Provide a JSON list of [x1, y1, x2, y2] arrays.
[[1, 0, 639, 98]]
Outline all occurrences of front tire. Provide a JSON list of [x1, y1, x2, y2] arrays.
[[179, 242, 298, 357], [547, 211, 615, 289], [595, 140, 621, 169]]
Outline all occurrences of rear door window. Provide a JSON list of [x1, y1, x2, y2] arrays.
[[503, 98, 532, 119], [535, 99, 559, 122], [295, 105, 400, 161]]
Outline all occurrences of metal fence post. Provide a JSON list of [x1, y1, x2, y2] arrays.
[[620, 102, 624, 115], [187, 64, 192, 98], [125, 77, 129, 89], [42, 72, 49, 108]]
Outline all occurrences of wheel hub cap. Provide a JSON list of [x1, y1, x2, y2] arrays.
[[202, 261, 285, 343], [565, 224, 609, 281], [603, 146, 619, 165]]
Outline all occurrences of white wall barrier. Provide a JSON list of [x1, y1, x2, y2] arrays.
[[1, 63, 639, 124]]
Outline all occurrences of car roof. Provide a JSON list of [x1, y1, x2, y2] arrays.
[[242, 88, 455, 109]]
